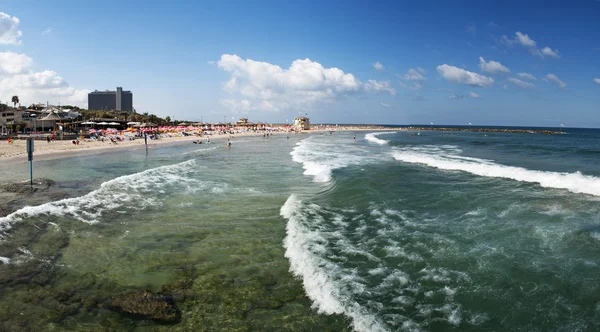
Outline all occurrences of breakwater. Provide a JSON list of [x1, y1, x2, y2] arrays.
[[403, 126, 564, 134]]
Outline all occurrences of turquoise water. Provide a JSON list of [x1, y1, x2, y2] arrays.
[[2, 130, 600, 331]]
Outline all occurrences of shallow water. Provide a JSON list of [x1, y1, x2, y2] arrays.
[[2, 129, 600, 331]]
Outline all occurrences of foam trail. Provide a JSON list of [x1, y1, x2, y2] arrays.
[[183, 146, 220, 156], [290, 137, 383, 183], [0, 160, 199, 235], [281, 195, 387, 332], [365, 132, 395, 145], [392, 146, 600, 196]]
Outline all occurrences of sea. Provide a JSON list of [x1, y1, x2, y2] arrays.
[[1, 127, 600, 331]]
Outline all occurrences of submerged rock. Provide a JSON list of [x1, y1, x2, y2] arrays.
[[109, 290, 181, 323]]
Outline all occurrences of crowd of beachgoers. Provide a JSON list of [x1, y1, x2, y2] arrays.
[[0, 124, 401, 161]]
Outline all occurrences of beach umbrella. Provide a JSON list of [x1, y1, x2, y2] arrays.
[[108, 122, 120, 126], [97, 122, 109, 125]]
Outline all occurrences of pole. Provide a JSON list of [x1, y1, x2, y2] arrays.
[[26, 138, 34, 186], [144, 133, 148, 155]]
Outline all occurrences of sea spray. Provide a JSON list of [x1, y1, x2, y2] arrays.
[[391, 145, 600, 196]]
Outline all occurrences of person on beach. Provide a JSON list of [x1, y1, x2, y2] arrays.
[[47, 136, 51, 143]]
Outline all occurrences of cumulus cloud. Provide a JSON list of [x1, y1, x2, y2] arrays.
[[380, 102, 391, 108], [515, 32, 536, 47], [0, 52, 89, 107], [0, 16, 94, 108], [594, 78, 600, 85], [448, 93, 463, 99], [508, 77, 535, 89], [544, 74, 567, 89], [400, 67, 426, 81], [468, 92, 481, 98], [517, 72, 537, 80], [216, 54, 395, 112], [540, 46, 560, 58], [436, 64, 495, 87], [500, 31, 560, 59], [479, 56, 510, 74], [41, 27, 52, 36], [0, 51, 33, 75], [0, 12, 22, 45], [373, 61, 385, 71]]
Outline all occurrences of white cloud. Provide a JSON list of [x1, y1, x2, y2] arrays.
[[544, 74, 566, 89], [488, 22, 500, 28], [466, 24, 476, 35], [398, 81, 422, 90], [594, 78, 600, 85], [515, 31, 536, 47], [401, 67, 426, 81], [41, 27, 52, 36], [448, 93, 463, 99], [364, 79, 396, 95], [478, 56, 510, 74], [540, 46, 560, 58], [0, 52, 89, 107], [500, 31, 560, 59], [373, 61, 385, 71], [517, 72, 537, 81], [0, 12, 22, 45], [468, 92, 481, 99], [508, 77, 535, 89], [380, 102, 391, 108], [216, 54, 395, 112], [0, 51, 33, 75], [436, 64, 495, 87]]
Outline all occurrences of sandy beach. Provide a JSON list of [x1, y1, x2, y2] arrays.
[[0, 127, 400, 162]]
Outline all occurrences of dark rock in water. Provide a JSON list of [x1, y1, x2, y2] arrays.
[[109, 290, 181, 323], [1, 178, 55, 194]]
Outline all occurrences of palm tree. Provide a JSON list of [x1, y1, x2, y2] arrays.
[[11, 95, 19, 108]]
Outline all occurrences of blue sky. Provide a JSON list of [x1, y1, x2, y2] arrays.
[[1, 0, 599, 126]]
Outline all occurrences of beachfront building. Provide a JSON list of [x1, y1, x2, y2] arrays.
[[88, 87, 133, 112], [0, 108, 23, 135], [294, 116, 310, 130]]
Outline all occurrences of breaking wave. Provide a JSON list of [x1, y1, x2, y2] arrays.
[[365, 132, 395, 145], [281, 195, 388, 332], [290, 136, 385, 182], [392, 145, 600, 196], [0, 160, 202, 235]]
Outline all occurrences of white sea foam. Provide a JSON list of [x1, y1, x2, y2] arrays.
[[183, 146, 220, 156], [392, 145, 600, 196], [0, 160, 200, 234], [281, 195, 388, 332], [365, 132, 395, 145], [290, 137, 382, 182], [0, 256, 10, 264]]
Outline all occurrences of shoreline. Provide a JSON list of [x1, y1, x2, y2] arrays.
[[0, 125, 564, 163], [0, 127, 394, 163]]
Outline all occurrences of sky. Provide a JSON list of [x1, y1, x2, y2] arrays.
[[0, 0, 599, 127]]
